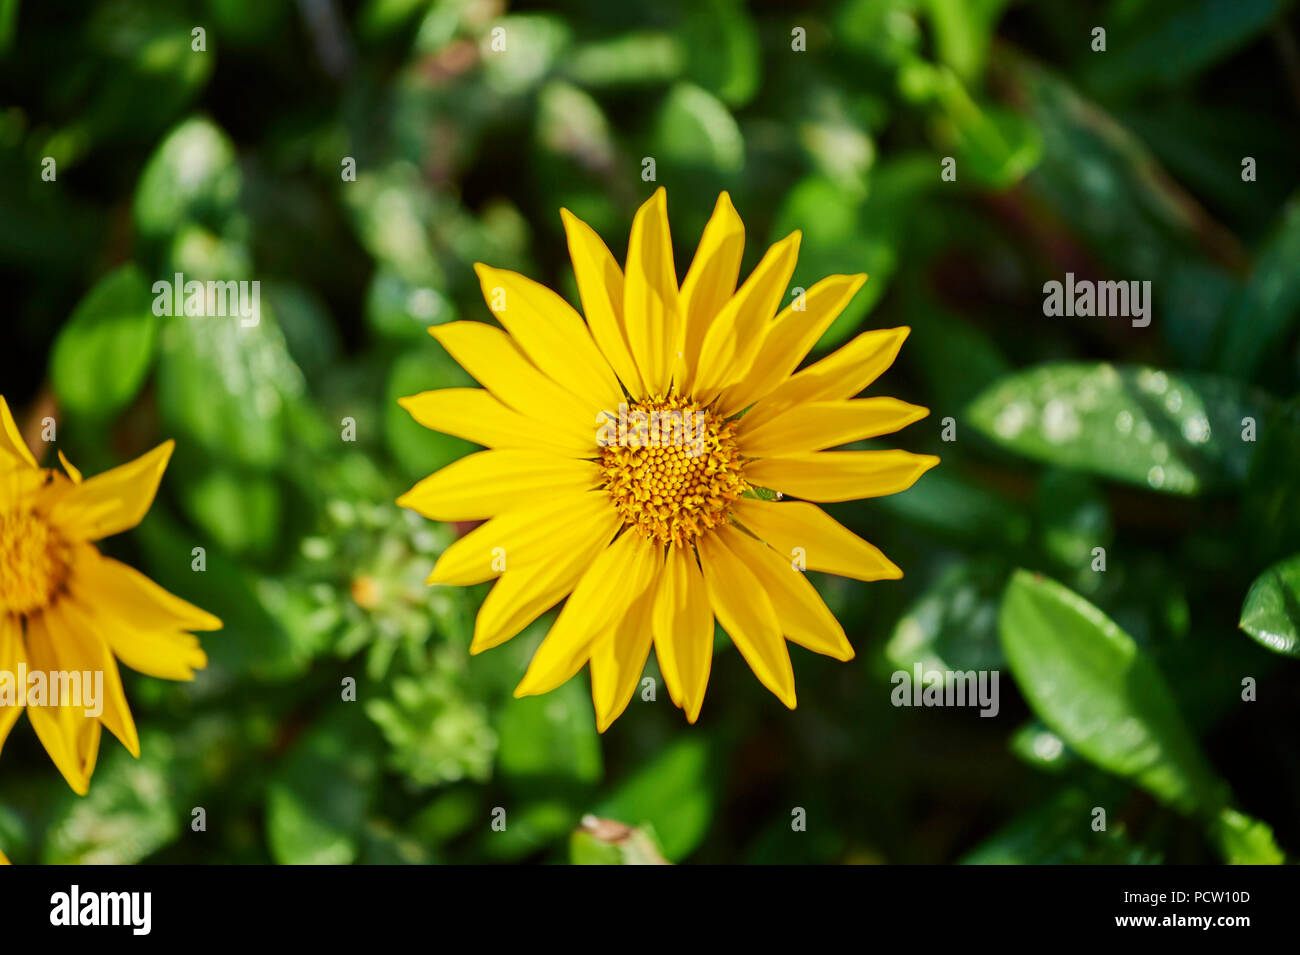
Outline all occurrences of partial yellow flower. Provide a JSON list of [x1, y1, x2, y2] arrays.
[[0, 396, 220, 793], [398, 190, 937, 730]]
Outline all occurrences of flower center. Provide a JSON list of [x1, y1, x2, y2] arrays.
[[0, 508, 71, 615], [598, 395, 747, 547]]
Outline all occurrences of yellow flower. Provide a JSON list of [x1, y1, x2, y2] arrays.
[[398, 190, 937, 730], [0, 397, 220, 793]]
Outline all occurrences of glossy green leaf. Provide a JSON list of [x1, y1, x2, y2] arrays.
[[969, 363, 1274, 495], [885, 561, 1007, 675], [156, 308, 307, 471], [999, 570, 1227, 814], [1238, 553, 1300, 657]]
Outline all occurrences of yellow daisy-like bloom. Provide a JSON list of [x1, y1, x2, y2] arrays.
[[398, 190, 937, 730], [0, 397, 220, 793]]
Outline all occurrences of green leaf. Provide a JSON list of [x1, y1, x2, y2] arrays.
[[496, 679, 603, 791], [924, 0, 1012, 80], [178, 467, 282, 560], [968, 363, 1274, 495], [1208, 808, 1286, 865], [266, 709, 380, 865], [681, 0, 760, 107], [885, 561, 1007, 675], [651, 82, 744, 175], [960, 788, 1160, 864], [134, 116, 242, 243], [594, 736, 716, 862], [1009, 720, 1075, 774], [564, 32, 684, 88], [1217, 196, 1300, 378], [480, 15, 571, 96], [999, 570, 1228, 815], [945, 100, 1043, 190], [1087, 0, 1295, 95], [384, 345, 476, 480], [366, 268, 455, 342], [1238, 553, 1300, 657], [49, 265, 158, 419], [156, 302, 308, 471]]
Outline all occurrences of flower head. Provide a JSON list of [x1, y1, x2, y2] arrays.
[[398, 190, 937, 730], [0, 397, 220, 793]]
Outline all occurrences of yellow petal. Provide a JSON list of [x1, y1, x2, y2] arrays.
[[715, 525, 853, 660], [745, 450, 939, 503], [430, 490, 612, 586], [590, 588, 657, 732], [697, 533, 796, 708], [69, 547, 214, 680], [717, 273, 866, 415], [73, 545, 221, 632], [471, 510, 621, 653], [0, 396, 36, 470], [692, 231, 801, 403], [428, 322, 600, 444], [399, 388, 593, 456], [474, 263, 623, 413], [561, 208, 644, 397], [45, 597, 140, 758], [743, 326, 910, 432], [623, 188, 681, 396], [57, 450, 83, 484], [48, 440, 173, 541], [677, 193, 744, 393], [651, 544, 713, 723], [740, 398, 929, 457], [515, 530, 661, 698], [0, 613, 25, 756], [731, 498, 902, 582], [398, 449, 599, 521], [24, 610, 102, 794]]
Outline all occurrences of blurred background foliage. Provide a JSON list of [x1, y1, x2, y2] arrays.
[[1, 0, 1299, 864]]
